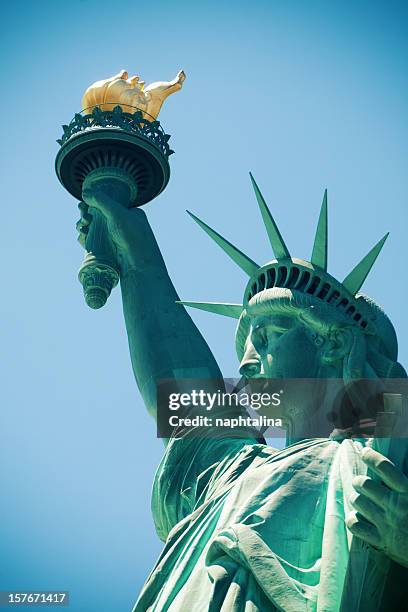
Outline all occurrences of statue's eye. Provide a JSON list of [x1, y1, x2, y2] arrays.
[[252, 329, 267, 352]]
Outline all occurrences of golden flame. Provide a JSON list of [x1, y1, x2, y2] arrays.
[[82, 69, 186, 120]]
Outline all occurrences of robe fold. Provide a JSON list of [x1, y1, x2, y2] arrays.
[[133, 436, 367, 612]]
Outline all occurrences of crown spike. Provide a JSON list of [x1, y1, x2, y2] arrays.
[[342, 233, 389, 295], [186, 210, 259, 276], [176, 301, 243, 319], [249, 172, 290, 260], [311, 189, 328, 270]]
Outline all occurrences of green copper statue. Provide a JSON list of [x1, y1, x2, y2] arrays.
[[76, 177, 408, 611], [57, 71, 408, 611]]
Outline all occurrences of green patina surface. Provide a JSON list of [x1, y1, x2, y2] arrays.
[[57, 113, 408, 610]]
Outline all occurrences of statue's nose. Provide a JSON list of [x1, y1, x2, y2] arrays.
[[239, 338, 263, 377]]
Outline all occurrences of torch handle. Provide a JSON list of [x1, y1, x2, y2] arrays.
[[78, 206, 120, 309]]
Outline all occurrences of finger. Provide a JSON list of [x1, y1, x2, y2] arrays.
[[81, 212, 93, 226], [78, 233, 86, 248], [82, 187, 121, 220], [361, 447, 408, 493], [346, 511, 381, 548], [352, 475, 391, 509], [76, 210, 91, 230], [78, 201, 89, 216], [76, 219, 90, 234], [350, 491, 384, 527], [78, 200, 93, 226]]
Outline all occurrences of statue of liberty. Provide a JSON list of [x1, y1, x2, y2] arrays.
[[65, 69, 408, 611]]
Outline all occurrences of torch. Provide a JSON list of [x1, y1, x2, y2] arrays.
[[55, 69, 185, 308]]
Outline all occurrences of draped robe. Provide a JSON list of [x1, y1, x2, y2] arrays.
[[133, 435, 368, 611]]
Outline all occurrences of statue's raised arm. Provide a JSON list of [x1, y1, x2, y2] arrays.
[[78, 181, 222, 422], [63, 68, 222, 421]]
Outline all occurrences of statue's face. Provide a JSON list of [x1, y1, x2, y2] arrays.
[[239, 314, 325, 379]]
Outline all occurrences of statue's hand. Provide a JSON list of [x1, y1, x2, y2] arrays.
[[346, 446, 408, 567], [77, 184, 147, 270], [76, 201, 92, 249]]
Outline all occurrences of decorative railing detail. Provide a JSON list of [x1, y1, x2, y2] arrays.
[[57, 106, 174, 158]]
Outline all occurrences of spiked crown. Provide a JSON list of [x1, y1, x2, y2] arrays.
[[178, 174, 389, 337]]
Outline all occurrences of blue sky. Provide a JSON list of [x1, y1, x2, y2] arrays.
[[1, 1, 407, 610]]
